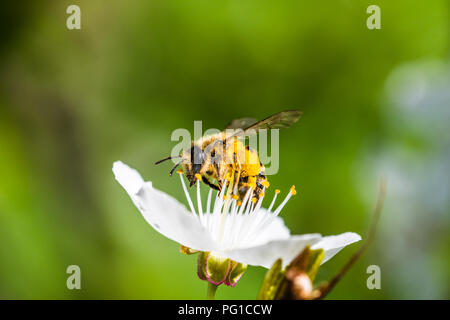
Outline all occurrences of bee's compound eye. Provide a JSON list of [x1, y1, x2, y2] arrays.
[[190, 146, 205, 173]]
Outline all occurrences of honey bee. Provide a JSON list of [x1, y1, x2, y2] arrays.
[[155, 110, 302, 200]]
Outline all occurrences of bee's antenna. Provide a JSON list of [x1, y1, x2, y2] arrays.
[[155, 156, 180, 165], [169, 162, 181, 176]]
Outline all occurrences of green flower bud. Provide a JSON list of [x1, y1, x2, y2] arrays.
[[257, 258, 286, 300], [197, 251, 247, 287], [226, 260, 248, 287]]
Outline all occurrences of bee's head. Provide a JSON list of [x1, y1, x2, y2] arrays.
[[181, 145, 206, 187]]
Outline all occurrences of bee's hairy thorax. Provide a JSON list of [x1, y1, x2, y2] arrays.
[[182, 133, 269, 200]]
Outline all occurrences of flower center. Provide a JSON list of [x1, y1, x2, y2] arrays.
[[177, 171, 296, 250]]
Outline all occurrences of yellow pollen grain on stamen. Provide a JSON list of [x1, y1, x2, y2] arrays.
[[275, 189, 281, 194], [260, 192, 265, 198], [261, 180, 270, 188], [176, 169, 184, 175], [237, 201, 242, 206], [290, 185, 297, 195], [194, 173, 202, 181], [231, 194, 239, 200], [223, 195, 229, 200], [251, 197, 257, 204]]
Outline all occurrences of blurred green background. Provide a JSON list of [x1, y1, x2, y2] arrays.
[[0, 0, 449, 299]]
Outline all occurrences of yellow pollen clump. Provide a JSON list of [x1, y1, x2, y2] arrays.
[[194, 173, 202, 181], [261, 180, 270, 188], [176, 169, 184, 175], [290, 185, 297, 195], [251, 197, 257, 204], [231, 194, 239, 200], [223, 195, 229, 200], [275, 189, 281, 194], [260, 192, 265, 198], [237, 201, 242, 206]]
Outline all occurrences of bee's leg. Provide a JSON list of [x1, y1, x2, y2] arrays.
[[232, 152, 242, 195], [253, 173, 269, 199], [214, 161, 227, 190], [246, 175, 261, 199], [233, 152, 242, 172], [202, 177, 220, 191], [214, 161, 220, 177]]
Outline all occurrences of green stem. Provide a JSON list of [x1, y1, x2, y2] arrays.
[[206, 283, 218, 300]]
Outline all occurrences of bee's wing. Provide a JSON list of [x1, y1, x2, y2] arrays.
[[225, 110, 302, 141], [225, 117, 258, 129]]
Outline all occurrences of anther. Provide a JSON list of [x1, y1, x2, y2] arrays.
[[290, 185, 297, 195]]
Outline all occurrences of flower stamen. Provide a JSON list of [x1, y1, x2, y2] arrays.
[[176, 174, 295, 251], [178, 170, 197, 216], [272, 185, 297, 217], [267, 189, 280, 214], [196, 178, 204, 223], [206, 188, 213, 215]]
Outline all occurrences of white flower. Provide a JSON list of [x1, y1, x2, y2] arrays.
[[112, 161, 361, 269]]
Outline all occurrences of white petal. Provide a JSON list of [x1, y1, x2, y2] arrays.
[[113, 161, 144, 195], [221, 234, 322, 268], [311, 232, 362, 264], [247, 212, 291, 247], [113, 161, 219, 252]]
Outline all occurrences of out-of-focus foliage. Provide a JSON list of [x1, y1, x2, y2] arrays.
[[0, 0, 448, 299]]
